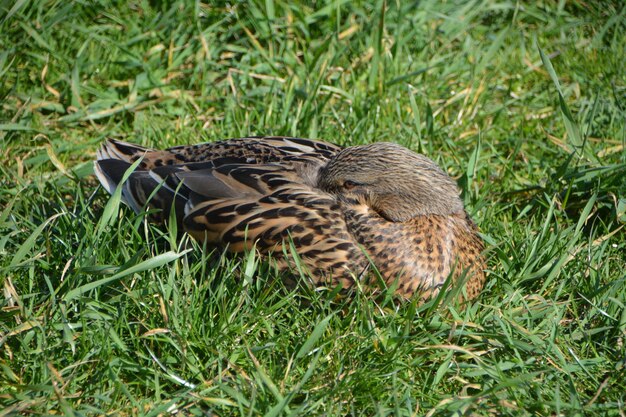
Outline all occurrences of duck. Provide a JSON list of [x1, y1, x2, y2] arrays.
[[94, 136, 486, 302]]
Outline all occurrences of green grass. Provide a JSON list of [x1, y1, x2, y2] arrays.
[[1, 0, 625, 415]]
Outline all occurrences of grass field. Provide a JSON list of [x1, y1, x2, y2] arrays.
[[1, 0, 625, 415]]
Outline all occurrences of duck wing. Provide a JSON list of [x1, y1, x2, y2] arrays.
[[94, 138, 365, 286], [94, 136, 342, 222], [182, 168, 366, 287]]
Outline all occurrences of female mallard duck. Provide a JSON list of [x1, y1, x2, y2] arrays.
[[95, 137, 486, 302]]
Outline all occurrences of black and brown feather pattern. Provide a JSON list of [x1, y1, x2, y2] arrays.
[[94, 136, 486, 301]]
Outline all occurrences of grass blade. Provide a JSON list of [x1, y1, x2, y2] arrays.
[[8, 213, 64, 268], [63, 250, 190, 301], [296, 314, 332, 359]]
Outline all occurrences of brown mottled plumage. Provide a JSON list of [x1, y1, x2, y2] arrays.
[[94, 137, 486, 302]]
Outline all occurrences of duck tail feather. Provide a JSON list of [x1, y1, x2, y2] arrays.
[[94, 158, 187, 224], [96, 138, 152, 163]]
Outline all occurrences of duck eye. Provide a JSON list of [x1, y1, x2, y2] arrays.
[[343, 180, 358, 190]]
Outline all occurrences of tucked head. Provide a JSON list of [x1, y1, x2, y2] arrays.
[[317, 142, 464, 221]]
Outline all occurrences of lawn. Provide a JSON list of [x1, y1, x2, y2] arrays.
[[1, 0, 625, 415]]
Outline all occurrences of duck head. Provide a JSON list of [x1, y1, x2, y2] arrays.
[[318, 142, 464, 222]]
